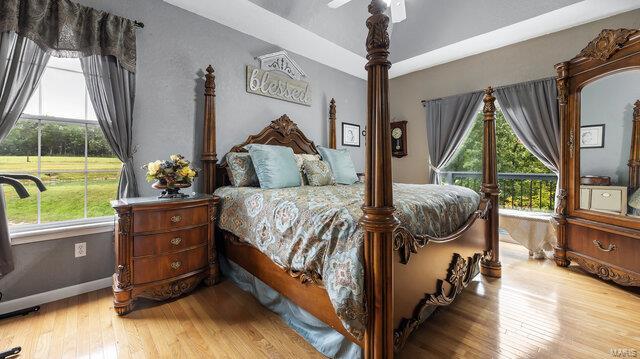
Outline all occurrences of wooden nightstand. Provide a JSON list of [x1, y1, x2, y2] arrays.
[[111, 194, 219, 315]]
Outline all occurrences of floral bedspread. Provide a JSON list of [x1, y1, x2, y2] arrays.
[[214, 183, 480, 339]]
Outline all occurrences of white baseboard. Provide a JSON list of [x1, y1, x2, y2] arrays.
[[0, 277, 112, 315]]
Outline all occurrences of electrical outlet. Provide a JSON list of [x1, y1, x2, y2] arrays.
[[75, 242, 87, 258]]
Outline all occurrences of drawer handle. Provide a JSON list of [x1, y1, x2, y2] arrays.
[[170, 215, 182, 223], [170, 237, 182, 246], [170, 261, 182, 270], [593, 240, 616, 252], [600, 192, 611, 198]]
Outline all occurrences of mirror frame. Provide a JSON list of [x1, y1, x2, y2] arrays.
[[556, 28, 640, 230]]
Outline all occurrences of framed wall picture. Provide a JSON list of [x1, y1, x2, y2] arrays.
[[580, 124, 605, 148], [342, 122, 361, 147]]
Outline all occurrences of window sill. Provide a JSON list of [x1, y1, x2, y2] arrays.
[[10, 217, 115, 245]]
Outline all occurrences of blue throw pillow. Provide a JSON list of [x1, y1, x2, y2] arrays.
[[245, 144, 301, 189], [317, 146, 358, 185]]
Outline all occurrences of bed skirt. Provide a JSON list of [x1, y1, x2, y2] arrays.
[[220, 256, 362, 359]]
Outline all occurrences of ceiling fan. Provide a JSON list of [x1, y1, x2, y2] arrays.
[[328, 0, 407, 23]]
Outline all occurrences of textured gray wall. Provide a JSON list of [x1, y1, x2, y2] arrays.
[[1, 0, 366, 303], [580, 70, 640, 185], [389, 9, 640, 184], [78, 0, 367, 198], [0, 232, 114, 301]]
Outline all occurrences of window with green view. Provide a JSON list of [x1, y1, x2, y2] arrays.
[[0, 57, 121, 227]]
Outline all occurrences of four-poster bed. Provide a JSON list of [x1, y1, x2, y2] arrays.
[[200, 1, 501, 357]]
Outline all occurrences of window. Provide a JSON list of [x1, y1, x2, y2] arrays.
[[1, 57, 120, 228], [442, 108, 557, 212]]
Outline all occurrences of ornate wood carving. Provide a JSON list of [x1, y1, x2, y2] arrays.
[[480, 87, 501, 279], [629, 100, 640, 190], [567, 253, 640, 286], [361, 1, 397, 357], [393, 197, 491, 265], [202, 65, 218, 195], [114, 207, 132, 289], [228, 114, 319, 155], [329, 98, 337, 149], [393, 253, 483, 352], [576, 29, 639, 61], [143, 276, 203, 300], [553, 61, 570, 267]]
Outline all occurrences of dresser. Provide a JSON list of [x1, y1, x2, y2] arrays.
[[553, 28, 640, 287], [111, 194, 219, 314]]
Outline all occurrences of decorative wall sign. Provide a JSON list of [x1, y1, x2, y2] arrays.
[[246, 50, 312, 106], [342, 122, 361, 147]]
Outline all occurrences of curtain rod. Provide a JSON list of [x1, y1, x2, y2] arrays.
[[420, 76, 555, 105]]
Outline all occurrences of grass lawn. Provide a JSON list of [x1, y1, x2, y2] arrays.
[[1, 156, 121, 225]]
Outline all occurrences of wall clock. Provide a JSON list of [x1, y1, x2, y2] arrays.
[[391, 120, 407, 158]]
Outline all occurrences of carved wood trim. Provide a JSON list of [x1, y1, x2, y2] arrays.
[[393, 197, 491, 265], [228, 115, 319, 155], [480, 87, 501, 278], [329, 98, 337, 149], [202, 65, 217, 195], [567, 252, 640, 286], [393, 252, 483, 352], [139, 275, 204, 301], [629, 100, 640, 190], [575, 29, 639, 61], [362, 1, 397, 357], [114, 207, 132, 289]]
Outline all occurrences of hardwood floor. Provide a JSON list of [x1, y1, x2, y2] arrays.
[[1, 242, 639, 358]]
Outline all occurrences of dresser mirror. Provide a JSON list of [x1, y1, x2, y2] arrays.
[[578, 69, 640, 218]]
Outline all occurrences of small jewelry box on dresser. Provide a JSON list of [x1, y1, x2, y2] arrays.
[[111, 194, 219, 315]]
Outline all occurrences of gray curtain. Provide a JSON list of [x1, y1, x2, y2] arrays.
[[425, 91, 483, 183], [1, 0, 137, 73], [81, 55, 138, 199], [495, 78, 560, 204], [0, 31, 49, 276]]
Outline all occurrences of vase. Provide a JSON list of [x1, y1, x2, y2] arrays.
[[152, 181, 191, 198]]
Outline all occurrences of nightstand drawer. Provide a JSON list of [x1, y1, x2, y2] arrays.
[[133, 225, 208, 257], [132, 245, 208, 284], [133, 205, 209, 233]]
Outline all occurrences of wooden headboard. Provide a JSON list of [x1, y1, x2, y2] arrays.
[[214, 115, 321, 188], [227, 115, 320, 155]]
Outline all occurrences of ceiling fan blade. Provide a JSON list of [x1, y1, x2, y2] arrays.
[[327, 0, 354, 9], [389, 0, 406, 23]]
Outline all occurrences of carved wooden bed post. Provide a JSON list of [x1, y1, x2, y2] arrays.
[[361, 1, 398, 358], [479, 87, 502, 278], [329, 98, 337, 149], [629, 100, 640, 191], [202, 65, 217, 195]]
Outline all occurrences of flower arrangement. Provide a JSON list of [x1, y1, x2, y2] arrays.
[[143, 154, 198, 197]]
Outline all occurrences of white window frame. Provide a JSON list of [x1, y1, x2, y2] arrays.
[[5, 59, 119, 242]]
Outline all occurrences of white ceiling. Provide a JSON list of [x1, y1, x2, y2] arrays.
[[164, 0, 640, 80]]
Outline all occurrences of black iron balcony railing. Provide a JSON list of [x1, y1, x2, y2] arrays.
[[440, 171, 558, 212]]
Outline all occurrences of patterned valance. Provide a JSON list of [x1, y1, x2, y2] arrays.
[[0, 0, 137, 72]]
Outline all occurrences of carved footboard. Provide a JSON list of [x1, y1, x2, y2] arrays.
[[392, 219, 489, 351]]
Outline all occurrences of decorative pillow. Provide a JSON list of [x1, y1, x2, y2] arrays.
[[226, 152, 259, 187], [294, 154, 321, 185], [302, 160, 335, 186], [317, 146, 358, 185], [246, 144, 301, 189]]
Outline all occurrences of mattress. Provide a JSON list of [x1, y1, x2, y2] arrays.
[[214, 182, 480, 339]]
